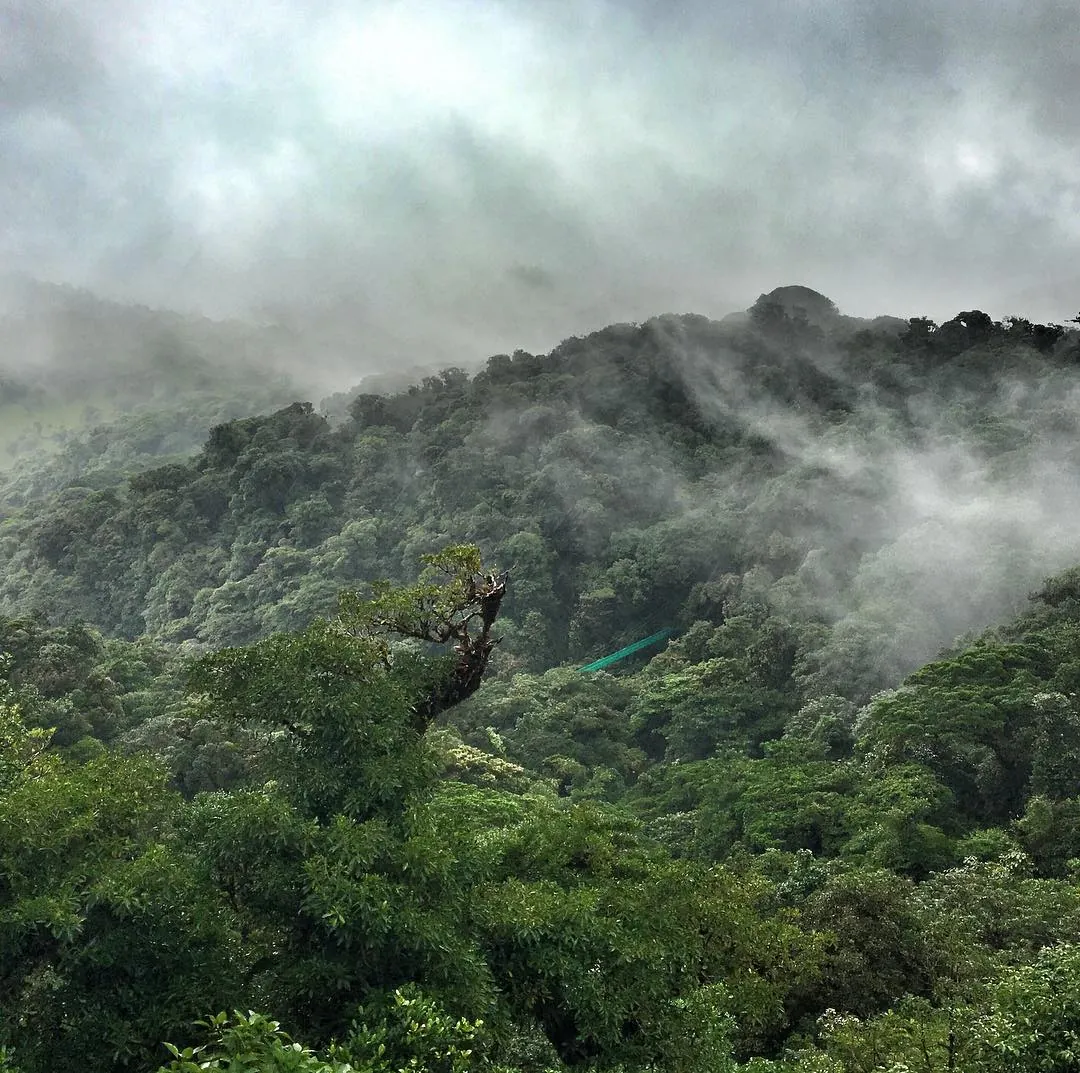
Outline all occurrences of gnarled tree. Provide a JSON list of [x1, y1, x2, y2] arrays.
[[338, 544, 508, 730]]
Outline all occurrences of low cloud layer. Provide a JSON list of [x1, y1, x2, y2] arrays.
[[4, 0, 1080, 374]]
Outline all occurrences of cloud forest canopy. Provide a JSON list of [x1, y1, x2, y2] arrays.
[[4, 291, 1080, 1071], [0, 291, 1077, 693]]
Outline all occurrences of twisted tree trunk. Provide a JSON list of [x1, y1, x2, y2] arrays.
[[412, 571, 508, 728]]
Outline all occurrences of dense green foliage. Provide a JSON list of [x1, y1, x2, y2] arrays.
[[4, 289, 1080, 1071]]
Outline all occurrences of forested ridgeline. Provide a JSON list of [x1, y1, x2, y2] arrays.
[[4, 290, 1080, 1071], [2, 291, 1078, 685]]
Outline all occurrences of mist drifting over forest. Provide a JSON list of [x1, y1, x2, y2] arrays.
[[0, 288, 1078, 709], [3, 0, 1080, 697], [11, 5, 1080, 1071]]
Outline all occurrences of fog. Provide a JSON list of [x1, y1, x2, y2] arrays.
[[4, 0, 1080, 382], [639, 312, 1080, 692]]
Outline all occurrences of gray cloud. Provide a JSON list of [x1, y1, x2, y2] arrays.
[[3, 0, 1079, 380]]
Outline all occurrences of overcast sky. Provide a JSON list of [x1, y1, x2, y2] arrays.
[[3, 0, 1079, 371]]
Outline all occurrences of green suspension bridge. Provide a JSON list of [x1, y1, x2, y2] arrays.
[[578, 627, 675, 673]]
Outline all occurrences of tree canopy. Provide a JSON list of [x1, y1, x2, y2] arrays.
[[3, 294, 1080, 1071]]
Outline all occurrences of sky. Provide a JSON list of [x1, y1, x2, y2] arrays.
[[3, 0, 1080, 372]]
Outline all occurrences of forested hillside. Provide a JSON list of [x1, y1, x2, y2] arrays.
[[4, 289, 1080, 1072], [2, 291, 1078, 683]]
